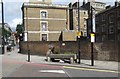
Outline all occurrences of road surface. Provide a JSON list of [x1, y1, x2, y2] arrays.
[[1, 50, 119, 79], [2, 59, 119, 79]]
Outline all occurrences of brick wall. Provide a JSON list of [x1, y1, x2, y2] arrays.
[[20, 41, 92, 58], [20, 41, 119, 61]]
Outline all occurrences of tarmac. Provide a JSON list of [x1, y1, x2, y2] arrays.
[[1, 46, 119, 72]]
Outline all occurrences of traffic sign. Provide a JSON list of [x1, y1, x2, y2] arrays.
[[76, 32, 81, 36], [90, 33, 95, 42]]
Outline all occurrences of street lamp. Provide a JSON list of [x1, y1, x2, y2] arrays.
[[1, 0, 5, 54]]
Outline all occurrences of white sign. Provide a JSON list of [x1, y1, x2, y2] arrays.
[[24, 32, 27, 41], [91, 33, 95, 42]]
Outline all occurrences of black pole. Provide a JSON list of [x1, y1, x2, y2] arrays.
[[90, 6, 94, 66], [1, 0, 5, 54], [78, 0, 81, 64], [26, 7, 30, 62], [91, 42, 94, 66], [78, 36, 80, 64], [28, 47, 30, 62]]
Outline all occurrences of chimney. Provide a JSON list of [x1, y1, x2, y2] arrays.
[[115, 0, 119, 7], [83, 0, 86, 6], [69, 3, 72, 9], [106, 5, 111, 9], [115, 2, 118, 7]]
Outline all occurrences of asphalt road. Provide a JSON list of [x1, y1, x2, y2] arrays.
[[1, 50, 119, 79], [64, 67, 119, 79], [2, 60, 119, 79]]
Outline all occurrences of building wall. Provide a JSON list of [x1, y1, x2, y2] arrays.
[[73, 9, 88, 36], [28, 33, 40, 41], [29, 0, 52, 4], [96, 5, 120, 42], [82, 1, 106, 17], [22, 2, 90, 41], [23, 4, 69, 41], [48, 33, 61, 41], [63, 31, 76, 41], [20, 41, 119, 61]]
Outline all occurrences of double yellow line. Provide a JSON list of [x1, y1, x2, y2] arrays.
[[63, 66, 120, 74]]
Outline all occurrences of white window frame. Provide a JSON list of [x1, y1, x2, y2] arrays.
[[40, 10, 48, 18], [40, 33, 48, 41], [76, 25, 79, 30], [84, 18, 87, 26], [40, 21, 48, 31], [83, 31, 87, 36]]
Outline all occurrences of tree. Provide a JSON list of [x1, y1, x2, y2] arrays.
[[16, 24, 24, 41], [16, 24, 23, 35], [0, 27, 11, 37]]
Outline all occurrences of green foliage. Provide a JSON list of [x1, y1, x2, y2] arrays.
[[0, 28, 11, 36], [64, 52, 74, 54], [16, 24, 23, 36]]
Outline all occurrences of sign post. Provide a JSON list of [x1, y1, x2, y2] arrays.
[[90, 33, 95, 66], [76, 31, 81, 64], [77, 0, 81, 64]]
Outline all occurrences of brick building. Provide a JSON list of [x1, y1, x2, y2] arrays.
[[22, 0, 72, 41], [82, 0, 106, 17], [29, 0, 52, 4], [69, 2, 88, 37], [21, 0, 89, 41], [81, 0, 106, 37], [95, 1, 120, 42]]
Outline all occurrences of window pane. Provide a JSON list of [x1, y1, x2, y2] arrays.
[[109, 25, 114, 34], [76, 10, 78, 14], [42, 34, 47, 41], [41, 22, 47, 31], [109, 15, 114, 23], [41, 11, 47, 18]]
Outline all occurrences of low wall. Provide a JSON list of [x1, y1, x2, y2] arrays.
[[19, 41, 119, 61]]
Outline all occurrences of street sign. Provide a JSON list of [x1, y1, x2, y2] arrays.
[[76, 32, 81, 36], [90, 33, 95, 42]]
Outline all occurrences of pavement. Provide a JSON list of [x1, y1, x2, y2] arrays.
[[0, 46, 119, 72]]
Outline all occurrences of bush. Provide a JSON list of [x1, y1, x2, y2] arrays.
[[64, 52, 74, 54]]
